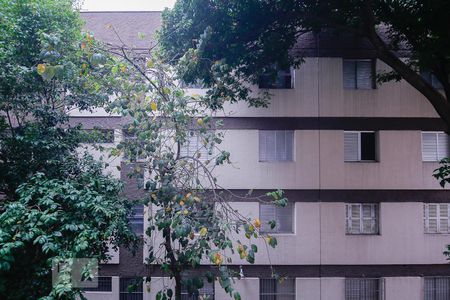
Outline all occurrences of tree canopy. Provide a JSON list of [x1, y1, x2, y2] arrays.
[[0, 1, 136, 299], [160, 0, 450, 127]]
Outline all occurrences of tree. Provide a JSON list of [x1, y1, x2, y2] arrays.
[[104, 32, 287, 300], [159, 0, 450, 128], [0, 1, 136, 299]]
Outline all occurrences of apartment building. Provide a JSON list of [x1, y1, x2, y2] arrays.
[[76, 11, 450, 300]]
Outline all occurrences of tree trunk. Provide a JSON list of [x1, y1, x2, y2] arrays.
[[174, 272, 182, 300]]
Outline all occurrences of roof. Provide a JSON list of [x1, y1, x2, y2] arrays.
[[81, 11, 162, 49], [81, 12, 408, 58]]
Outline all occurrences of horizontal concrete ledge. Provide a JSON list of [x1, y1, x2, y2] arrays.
[[99, 264, 450, 278], [68, 116, 446, 131], [116, 188, 450, 203], [211, 189, 450, 203]]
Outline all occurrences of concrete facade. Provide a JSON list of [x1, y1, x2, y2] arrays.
[[78, 11, 450, 300]]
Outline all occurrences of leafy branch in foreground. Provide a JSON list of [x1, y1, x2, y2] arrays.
[[103, 29, 288, 299]]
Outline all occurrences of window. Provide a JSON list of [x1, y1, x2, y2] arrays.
[[422, 132, 450, 162], [122, 129, 146, 161], [259, 130, 294, 162], [130, 205, 144, 235], [260, 203, 294, 234], [81, 129, 115, 143], [260, 278, 295, 300], [181, 79, 204, 89], [424, 203, 450, 234], [424, 277, 450, 300], [83, 276, 112, 292], [181, 280, 214, 300], [345, 278, 384, 300], [421, 71, 443, 89], [180, 132, 212, 162], [343, 59, 375, 89], [120, 277, 143, 300], [344, 131, 377, 162], [259, 68, 293, 89], [346, 204, 379, 235]]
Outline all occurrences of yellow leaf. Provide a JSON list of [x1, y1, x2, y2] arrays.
[[179, 200, 185, 206], [199, 227, 208, 237], [197, 118, 204, 126], [183, 209, 188, 215], [253, 218, 261, 229], [37, 64, 46, 75], [214, 253, 223, 265], [150, 102, 157, 111], [120, 64, 127, 72]]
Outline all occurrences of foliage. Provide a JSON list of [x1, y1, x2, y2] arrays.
[[159, 0, 450, 127], [0, 158, 136, 300], [0, 0, 136, 299], [104, 31, 286, 299]]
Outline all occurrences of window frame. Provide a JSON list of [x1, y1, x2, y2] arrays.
[[344, 131, 378, 162], [424, 203, 450, 234], [259, 130, 295, 162], [259, 203, 295, 234], [180, 131, 213, 162], [345, 278, 385, 300], [260, 278, 296, 300], [421, 131, 450, 162], [83, 276, 113, 293], [119, 277, 143, 300], [129, 205, 144, 236], [258, 67, 295, 89], [424, 276, 450, 300], [346, 203, 380, 235], [343, 59, 376, 90], [181, 279, 215, 300]]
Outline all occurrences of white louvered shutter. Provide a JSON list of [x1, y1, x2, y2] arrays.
[[422, 132, 438, 161], [260, 204, 276, 232], [344, 132, 360, 162], [346, 204, 361, 234], [439, 204, 449, 233], [356, 60, 373, 89], [437, 133, 449, 160], [259, 131, 294, 162], [343, 60, 356, 89], [426, 204, 438, 233]]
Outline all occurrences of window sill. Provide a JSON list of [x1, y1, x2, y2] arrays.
[[345, 233, 380, 236], [259, 160, 295, 163], [260, 232, 295, 236]]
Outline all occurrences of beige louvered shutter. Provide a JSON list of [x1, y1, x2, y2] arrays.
[[437, 133, 450, 160], [356, 60, 374, 89], [344, 132, 360, 162], [276, 204, 293, 233], [422, 132, 438, 161], [259, 131, 277, 161], [260, 204, 277, 233]]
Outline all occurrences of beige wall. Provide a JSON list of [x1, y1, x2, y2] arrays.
[[217, 202, 449, 265], [215, 130, 445, 190], [222, 58, 438, 118]]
